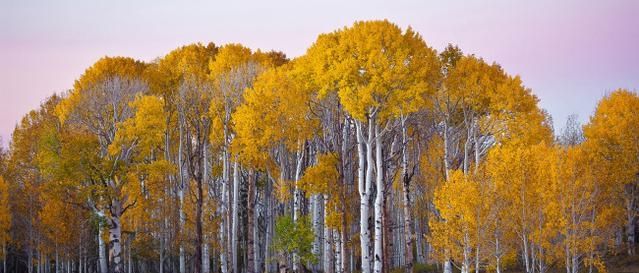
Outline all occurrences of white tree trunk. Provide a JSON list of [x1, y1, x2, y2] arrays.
[[219, 151, 228, 273], [203, 144, 211, 273], [294, 147, 305, 222], [444, 260, 452, 273], [475, 243, 480, 273], [356, 120, 372, 273], [178, 122, 186, 273], [443, 118, 452, 273], [202, 239, 210, 273], [461, 231, 471, 273], [232, 159, 240, 273], [373, 123, 384, 273], [98, 218, 108, 273], [78, 248, 82, 273], [312, 195, 322, 270], [334, 230, 343, 273], [265, 177, 273, 273], [108, 199, 123, 273], [443, 121, 450, 181], [324, 195, 333, 273], [293, 147, 305, 272], [522, 236, 531, 273], [400, 117, 414, 273]]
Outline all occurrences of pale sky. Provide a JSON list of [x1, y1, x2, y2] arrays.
[[1, 0, 638, 147]]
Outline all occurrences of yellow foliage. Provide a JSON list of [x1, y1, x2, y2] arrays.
[[57, 56, 147, 124], [0, 177, 10, 247], [275, 178, 294, 203], [231, 65, 318, 168], [298, 153, 340, 196], [109, 95, 167, 158], [305, 20, 440, 122], [584, 89, 639, 188]]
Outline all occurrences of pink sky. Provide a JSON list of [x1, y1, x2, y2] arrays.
[[1, 0, 638, 147]]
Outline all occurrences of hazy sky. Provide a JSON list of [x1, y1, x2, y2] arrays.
[[1, 0, 638, 147]]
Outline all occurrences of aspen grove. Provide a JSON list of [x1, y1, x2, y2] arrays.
[[1, 20, 637, 273]]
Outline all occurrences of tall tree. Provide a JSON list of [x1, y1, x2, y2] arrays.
[[583, 89, 639, 256], [0, 177, 10, 273], [210, 43, 286, 273], [56, 56, 148, 273], [305, 20, 440, 273]]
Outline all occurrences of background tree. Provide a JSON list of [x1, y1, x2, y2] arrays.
[[0, 177, 10, 273], [56, 56, 148, 273], [583, 89, 639, 256]]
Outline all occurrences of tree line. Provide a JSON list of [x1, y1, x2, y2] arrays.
[[0, 20, 637, 273]]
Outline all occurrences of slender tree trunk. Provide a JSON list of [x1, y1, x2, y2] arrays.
[[161, 120, 172, 273], [373, 123, 384, 273], [202, 240, 209, 273], [461, 231, 471, 273], [442, 119, 452, 273], [627, 214, 636, 255], [108, 197, 124, 273], [265, 176, 273, 273], [383, 190, 392, 271], [523, 236, 531, 273], [475, 241, 480, 273], [178, 122, 186, 273], [531, 243, 536, 273], [26, 242, 32, 273], [194, 166, 204, 273], [253, 200, 259, 273], [335, 231, 343, 273], [220, 146, 229, 273], [415, 218, 424, 265], [247, 170, 256, 273], [232, 160, 240, 273], [341, 231, 347, 273], [312, 195, 321, 271], [2, 243, 6, 273], [444, 259, 452, 273], [56, 244, 60, 273], [324, 196, 333, 273], [202, 144, 210, 273], [127, 238, 132, 273], [496, 246, 502, 273], [339, 117, 351, 273], [78, 248, 82, 273], [159, 240, 164, 273], [194, 174, 204, 273], [400, 118, 414, 273], [443, 121, 450, 181], [293, 147, 305, 272], [356, 120, 372, 273], [564, 243, 570, 273]]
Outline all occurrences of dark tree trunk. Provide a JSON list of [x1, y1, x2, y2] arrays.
[[247, 170, 256, 273]]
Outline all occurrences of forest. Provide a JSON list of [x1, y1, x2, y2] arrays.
[[0, 20, 637, 273]]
